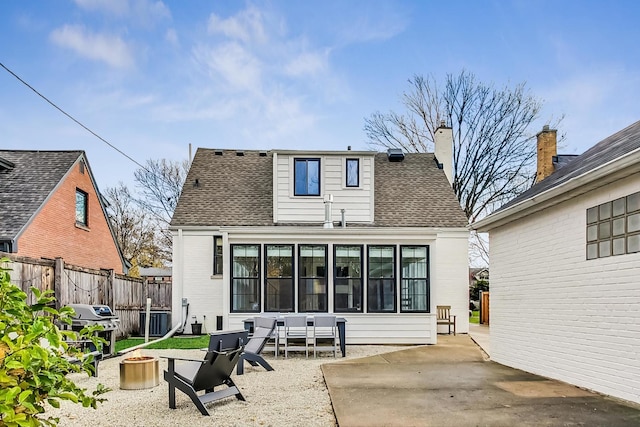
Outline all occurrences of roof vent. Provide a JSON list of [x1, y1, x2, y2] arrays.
[[236, 151, 244, 156], [387, 148, 405, 162], [214, 150, 223, 156], [259, 151, 267, 157], [0, 156, 15, 171]]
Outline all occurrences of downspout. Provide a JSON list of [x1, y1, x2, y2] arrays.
[[323, 194, 334, 228]]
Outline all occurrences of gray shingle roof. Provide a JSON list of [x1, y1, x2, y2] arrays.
[[373, 153, 468, 227], [0, 150, 82, 239], [171, 149, 274, 227], [172, 149, 468, 228], [495, 120, 640, 214]]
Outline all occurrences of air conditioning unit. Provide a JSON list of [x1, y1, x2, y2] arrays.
[[139, 311, 171, 337]]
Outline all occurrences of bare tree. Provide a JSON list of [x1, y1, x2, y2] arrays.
[[104, 183, 163, 274], [133, 158, 189, 262], [365, 70, 561, 224], [105, 159, 189, 270]]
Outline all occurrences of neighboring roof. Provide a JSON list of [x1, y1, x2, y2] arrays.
[[172, 148, 468, 228], [475, 120, 640, 230], [0, 150, 83, 240], [139, 267, 172, 277]]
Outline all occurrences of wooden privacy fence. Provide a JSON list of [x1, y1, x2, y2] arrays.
[[1, 253, 171, 338], [480, 291, 490, 325]]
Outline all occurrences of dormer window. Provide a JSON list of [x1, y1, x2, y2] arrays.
[[294, 158, 320, 196], [346, 158, 359, 187]]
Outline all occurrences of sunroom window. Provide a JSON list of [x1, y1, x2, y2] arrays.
[[367, 246, 396, 312], [265, 245, 294, 312], [334, 245, 363, 312], [400, 246, 429, 312], [298, 245, 327, 312], [231, 244, 260, 312]]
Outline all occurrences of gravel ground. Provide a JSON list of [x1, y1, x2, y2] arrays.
[[47, 345, 403, 427]]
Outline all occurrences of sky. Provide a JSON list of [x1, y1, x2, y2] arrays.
[[2, 0, 640, 190]]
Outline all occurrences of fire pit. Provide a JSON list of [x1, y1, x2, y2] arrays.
[[120, 350, 159, 390]]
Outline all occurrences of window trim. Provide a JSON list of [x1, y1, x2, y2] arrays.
[[230, 244, 261, 313], [367, 245, 397, 313], [213, 236, 223, 275], [333, 244, 363, 313], [264, 244, 295, 313], [293, 158, 321, 196], [75, 189, 88, 227], [297, 244, 328, 312], [399, 245, 430, 313], [345, 158, 360, 188]]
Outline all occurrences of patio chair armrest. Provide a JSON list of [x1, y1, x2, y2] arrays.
[[160, 355, 204, 363]]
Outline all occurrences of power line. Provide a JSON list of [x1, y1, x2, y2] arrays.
[[0, 61, 147, 170]]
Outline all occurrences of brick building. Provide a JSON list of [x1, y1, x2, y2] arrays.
[[0, 150, 128, 273], [474, 121, 640, 404]]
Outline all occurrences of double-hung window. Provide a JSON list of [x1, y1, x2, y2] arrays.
[[400, 246, 429, 312], [334, 245, 363, 312], [367, 246, 396, 312], [75, 189, 88, 227], [231, 244, 260, 312], [346, 158, 359, 187], [213, 236, 223, 275], [298, 245, 327, 312], [294, 158, 320, 196], [265, 245, 294, 312]]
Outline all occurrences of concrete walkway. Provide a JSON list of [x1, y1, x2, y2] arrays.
[[468, 323, 490, 357], [322, 335, 640, 427]]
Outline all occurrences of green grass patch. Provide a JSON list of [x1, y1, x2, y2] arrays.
[[115, 335, 210, 353], [469, 310, 480, 324]]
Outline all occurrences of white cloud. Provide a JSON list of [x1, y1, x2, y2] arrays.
[[50, 25, 135, 69], [207, 6, 267, 44], [193, 42, 262, 92], [73, 0, 129, 15], [73, 0, 170, 26], [284, 50, 330, 77], [165, 28, 179, 46]]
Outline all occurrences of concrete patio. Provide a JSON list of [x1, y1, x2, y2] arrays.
[[322, 334, 640, 427]]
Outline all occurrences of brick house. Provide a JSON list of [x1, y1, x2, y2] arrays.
[[474, 122, 640, 404], [170, 125, 470, 344], [0, 150, 128, 273]]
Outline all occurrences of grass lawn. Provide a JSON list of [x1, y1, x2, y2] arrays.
[[115, 335, 210, 353], [469, 310, 480, 324]]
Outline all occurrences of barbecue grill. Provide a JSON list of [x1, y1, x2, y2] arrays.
[[67, 304, 120, 356]]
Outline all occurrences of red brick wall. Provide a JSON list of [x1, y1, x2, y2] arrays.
[[17, 160, 124, 273]]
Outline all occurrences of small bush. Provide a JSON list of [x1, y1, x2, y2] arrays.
[[0, 259, 109, 427]]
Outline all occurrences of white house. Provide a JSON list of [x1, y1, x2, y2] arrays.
[[474, 122, 640, 404], [170, 126, 469, 344]]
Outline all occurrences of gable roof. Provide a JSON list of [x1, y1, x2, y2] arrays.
[[475, 120, 640, 231], [0, 149, 129, 272], [171, 149, 274, 227], [0, 150, 84, 240], [171, 148, 468, 228]]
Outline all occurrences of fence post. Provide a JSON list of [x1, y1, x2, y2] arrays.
[[54, 257, 64, 309]]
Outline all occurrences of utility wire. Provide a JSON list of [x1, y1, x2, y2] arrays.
[[0, 61, 147, 170]]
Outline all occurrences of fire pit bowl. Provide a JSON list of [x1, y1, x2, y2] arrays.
[[120, 354, 159, 390]]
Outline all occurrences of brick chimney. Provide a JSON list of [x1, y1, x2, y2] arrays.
[[434, 121, 453, 184], [536, 125, 557, 183]]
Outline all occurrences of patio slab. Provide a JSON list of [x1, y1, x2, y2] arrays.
[[322, 335, 640, 427]]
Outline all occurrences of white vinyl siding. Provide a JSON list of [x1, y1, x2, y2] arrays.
[[274, 154, 374, 223]]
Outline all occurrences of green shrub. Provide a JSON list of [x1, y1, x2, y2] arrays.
[[0, 259, 109, 427]]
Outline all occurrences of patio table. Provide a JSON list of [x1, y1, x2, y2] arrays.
[[242, 315, 347, 357]]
